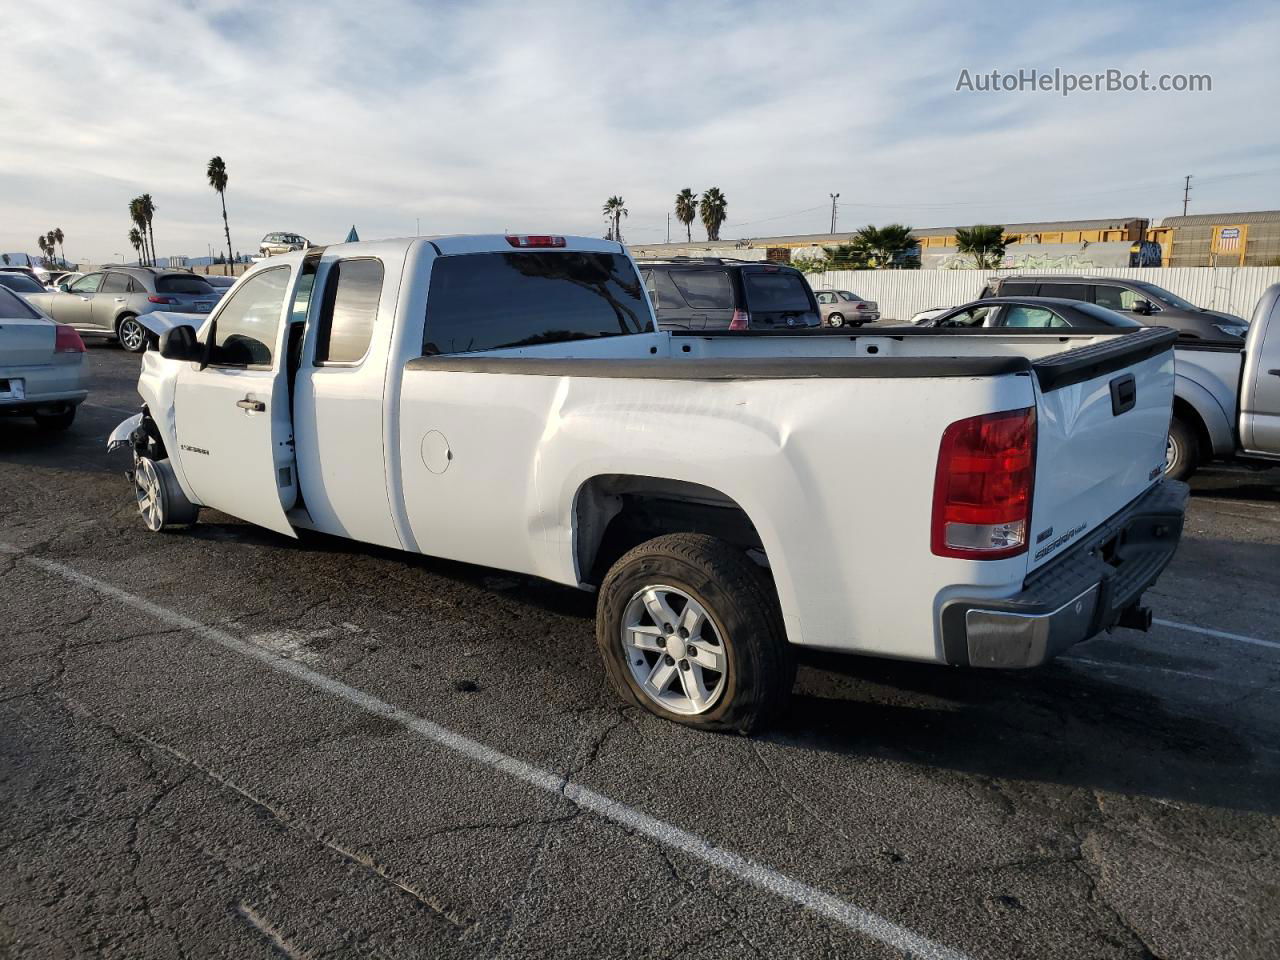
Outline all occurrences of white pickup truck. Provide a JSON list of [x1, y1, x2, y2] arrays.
[[110, 235, 1189, 732]]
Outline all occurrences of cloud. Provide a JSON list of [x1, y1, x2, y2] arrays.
[[1, 0, 1277, 262]]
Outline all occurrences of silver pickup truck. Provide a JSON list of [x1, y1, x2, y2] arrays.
[[1167, 283, 1280, 478]]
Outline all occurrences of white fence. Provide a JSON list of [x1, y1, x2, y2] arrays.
[[812, 267, 1280, 322]]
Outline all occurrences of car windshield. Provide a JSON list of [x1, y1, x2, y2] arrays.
[[157, 275, 215, 295], [1071, 303, 1143, 327], [0, 273, 45, 293], [836, 291, 862, 302], [1134, 282, 1198, 312]]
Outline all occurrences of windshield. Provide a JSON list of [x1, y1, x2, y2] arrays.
[[1134, 282, 1198, 312], [157, 275, 215, 295], [0, 273, 45, 293]]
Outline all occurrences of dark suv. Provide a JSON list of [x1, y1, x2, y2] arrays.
[[636, 258, 821, 331], [981, 275, 1248, 342]]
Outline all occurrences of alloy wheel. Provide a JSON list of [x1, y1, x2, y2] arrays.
[[621, 585, 727, 715]]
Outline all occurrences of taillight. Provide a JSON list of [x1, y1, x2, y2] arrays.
[[148, 295, 175, 304], [729, 309, 749, 330], [54, 324, 86, 354], [931, 407, 1036, 559], [506, 235, 566, 248], [855, 303, 870, 310]]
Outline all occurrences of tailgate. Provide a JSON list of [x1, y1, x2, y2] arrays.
[[0, 316, 56, 367], [1028, 329, 1177, 571]]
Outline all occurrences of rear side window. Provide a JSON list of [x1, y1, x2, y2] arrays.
[[316, 259, 382, 363], [157, 274, 214, 295], [100, 273, 131, 294], [669, 269, 733, 309], [1002, 306, 1066, 328], [209, 267, 291, 367], [0, 286, 39, 318], [422, 252, 648, 356], [743, 271, 812, 312], [997, 282, 1035, 296], [1037, 282, 1089, 301]]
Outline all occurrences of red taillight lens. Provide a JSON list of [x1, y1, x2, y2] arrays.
[[505, 235, 566, 248], [931, 407, 1036, 559], [147, 295, 175, 304], [54, 324, 86, 353], [729, 309, 749, 330]]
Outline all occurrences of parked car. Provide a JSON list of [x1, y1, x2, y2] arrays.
[[259, 232, 310, 257], [917, 297, 1144, 331], [109, 234, 1187, 733], [814, 289, 880, 326], [25, 267, 219, 353], [203, 274, 238, 290], [0, 285, 87, 430], [1161, 284, 1280, 480], [636, 257, 822, 331], [46, 271, 84, 291], [981, 275, 1248, 341], [0, 270, 51, 298], [0, 265, 45, 287]]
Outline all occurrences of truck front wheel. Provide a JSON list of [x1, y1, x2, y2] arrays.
[[595, 534, 794, 734]]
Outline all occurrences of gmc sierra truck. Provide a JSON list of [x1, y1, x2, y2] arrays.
[[109, 234, 1188, 732]]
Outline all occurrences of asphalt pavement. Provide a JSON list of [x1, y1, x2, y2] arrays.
[[2, 345, 1278, 959]]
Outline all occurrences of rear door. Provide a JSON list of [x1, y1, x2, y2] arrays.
[[740, 267, 820, 328], [172, 265, 302, 537], [1026, 330, 1177, 570], [93, 272, 131, 330]]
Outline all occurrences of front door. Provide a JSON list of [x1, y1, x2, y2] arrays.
[[56, 272, 103, 325], [173, 264, 300, 537]]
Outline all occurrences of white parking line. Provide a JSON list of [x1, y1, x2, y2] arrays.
[[1153, 617, 1280, 653], [1062, 656, 1278, 689], [8, 548, 970, 960]]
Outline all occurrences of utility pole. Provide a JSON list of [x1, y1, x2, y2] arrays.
[[1182, 175, 1192, 216], [829, 193, 840, 234], [666, 213, 670, 244], [416, 217, 420, 236]]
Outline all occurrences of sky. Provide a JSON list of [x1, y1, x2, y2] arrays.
[[1, 0, 1278, 263]]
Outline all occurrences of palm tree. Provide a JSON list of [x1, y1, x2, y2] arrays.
[[36, 236, 48, 266], [45, 231, 57, 267], [954, 224, 1007, 269], [53, 227, 65, 266], [851, 224, 917, 269], [128, 228, 144, 263], [129, 197, 150, 264], [602, 196, 627, 243], [674, 188, 698, 243], [206, 156, 234, 275], [140, 193, 157, 266], [698, 187, 727, 241]]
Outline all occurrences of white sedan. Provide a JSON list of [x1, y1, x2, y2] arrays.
[[0, 285, 88, 430]]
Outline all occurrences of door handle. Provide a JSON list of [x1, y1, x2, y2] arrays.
[[114, 297, 126, 303], [236, 398, 266, 412]]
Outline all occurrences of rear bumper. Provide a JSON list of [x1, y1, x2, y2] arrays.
[[940, 480, 1189, 668]]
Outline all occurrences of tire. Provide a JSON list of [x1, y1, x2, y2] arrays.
[[33, 407, 76, 431], [828, 313, 845, 328], [117, 315, 147, 353], [134, 456, 199, 531], [1165, 416, 1199, 481], [596, 533, 795, 734]]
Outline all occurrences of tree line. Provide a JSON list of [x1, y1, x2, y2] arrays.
[[600, 188, 730, 243], [796, 223, 1008, 271]]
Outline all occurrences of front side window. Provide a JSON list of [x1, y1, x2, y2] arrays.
[[69, 273, 103, 294], [316, 258, 382, 363], [208, 267, 291, 367], [1094, 285, 1143, 311], [1135, 282, 1195, 311], [100, 273, 131, 294], [422, 252, 648, 356], [939, 306, 993, 328]]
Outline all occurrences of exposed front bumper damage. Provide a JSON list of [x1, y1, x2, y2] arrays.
[[940, 479, 1190, 668]]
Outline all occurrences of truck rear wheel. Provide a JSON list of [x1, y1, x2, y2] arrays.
[[1166, 416, 1199, 482], [595, 534, 794, 734]]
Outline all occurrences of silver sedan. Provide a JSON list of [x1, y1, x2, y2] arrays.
[[814, 289, 880, 326], [0, 286, 87, 430]]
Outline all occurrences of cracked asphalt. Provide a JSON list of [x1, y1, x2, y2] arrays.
[[2, 345, 1279, 960]]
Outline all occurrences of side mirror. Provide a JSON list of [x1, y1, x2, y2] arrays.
[[58, 283, 71, 292], [159, 324, 204, 363], [1132, 299, 1154, 316]]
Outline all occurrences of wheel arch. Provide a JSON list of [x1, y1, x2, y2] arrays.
[[1172, 375, 1232, 461]]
